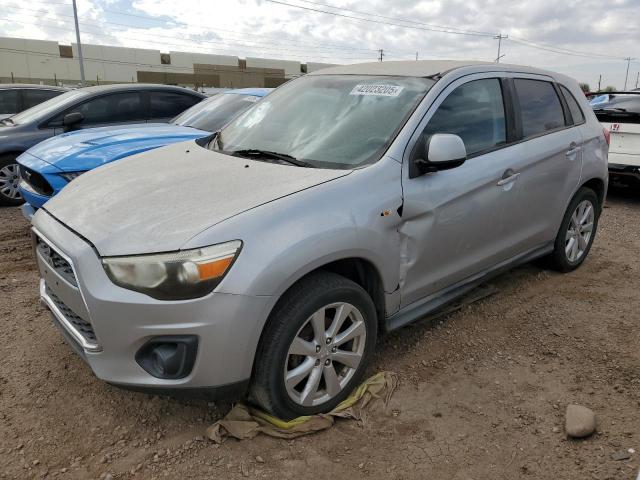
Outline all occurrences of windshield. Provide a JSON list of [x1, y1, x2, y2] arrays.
[[214, 75, 434, 168], [172, 93, 262, 131], [9, 89, 89, 125]]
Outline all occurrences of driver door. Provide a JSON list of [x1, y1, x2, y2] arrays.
[[399, 73, 521, 308]]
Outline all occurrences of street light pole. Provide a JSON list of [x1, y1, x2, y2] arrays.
[[72, 0, 86, 86]]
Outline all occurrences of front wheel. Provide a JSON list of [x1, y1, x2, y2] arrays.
[[548, 187, 600, 272], [250, 271, 377, 420], [0, 155, 23, 207]]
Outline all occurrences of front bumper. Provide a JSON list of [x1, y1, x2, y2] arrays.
[[32, 210, 274, 394], [20, 185, 51, 210]]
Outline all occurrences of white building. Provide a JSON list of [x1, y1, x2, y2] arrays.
[[0, 36, 339, 86]]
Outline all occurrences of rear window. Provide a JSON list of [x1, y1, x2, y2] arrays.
[[0, 89, 19, 114], [22, 89, 64, 110], [560, 85, 585, 125], [593, 96, 640, 124], [149, 91, 201, 119], [514, 79, 565, 138]]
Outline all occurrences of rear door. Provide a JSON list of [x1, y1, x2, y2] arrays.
[[497, 77, 584, 253], [147, 91, 202, 123]]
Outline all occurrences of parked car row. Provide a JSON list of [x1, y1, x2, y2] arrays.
[[0, 84, 206, 206], [17, 88, 270, 217], [26, 61, 609, 419]]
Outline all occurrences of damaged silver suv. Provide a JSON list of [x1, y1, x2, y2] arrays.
[[32, 61, 608, 419]]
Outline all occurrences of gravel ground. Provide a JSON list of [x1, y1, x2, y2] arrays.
[[1, 185, 639, 480]]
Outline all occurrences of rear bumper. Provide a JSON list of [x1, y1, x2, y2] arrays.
[[608, 163, 640, 180]]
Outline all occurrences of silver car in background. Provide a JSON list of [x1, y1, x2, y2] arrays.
[[31, 61, 608, 419]]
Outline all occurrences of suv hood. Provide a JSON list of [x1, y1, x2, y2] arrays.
[[43, 141, 350, 256], [26, 123, 208, 172]]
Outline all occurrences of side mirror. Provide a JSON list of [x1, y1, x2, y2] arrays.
[[413, 133, 467, 175], [62, 112, 84, 131]]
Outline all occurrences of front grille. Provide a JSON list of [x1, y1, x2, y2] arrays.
[[19, 165, 53, 196], [46, 286, 97, 344], [36, 236, 77, 287]]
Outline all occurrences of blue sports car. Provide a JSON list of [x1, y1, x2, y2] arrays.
[[18, 88, 271, 218]]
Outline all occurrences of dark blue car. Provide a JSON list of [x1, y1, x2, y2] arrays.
[[18, 88, 271, 218], [0, 84, 205, 206]]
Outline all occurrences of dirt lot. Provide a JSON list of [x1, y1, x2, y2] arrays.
[[1, 186, 639, 480]]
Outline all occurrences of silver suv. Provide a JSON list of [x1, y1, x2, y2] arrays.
[[32, 61, 608, 419]]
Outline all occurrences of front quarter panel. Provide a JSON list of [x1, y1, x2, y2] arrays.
[[182, 157, 404, 300]]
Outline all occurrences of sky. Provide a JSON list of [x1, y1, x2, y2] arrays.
[[0, 0, 639, 90]]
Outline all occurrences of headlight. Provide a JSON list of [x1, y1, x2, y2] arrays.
[[60, 171, 85, 182], [102, 240, 242, 300]]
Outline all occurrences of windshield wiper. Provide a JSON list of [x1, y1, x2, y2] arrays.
[[230, 149, 316, 168], [1, 118, 14, 126]]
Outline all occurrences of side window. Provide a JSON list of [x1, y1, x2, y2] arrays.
[[0, 90, 19, 114], [421, 78, 506, 156], [22, 89, 63, 110], [560, 85, 585, 125], [149, 92, 201, 119], [53, 92, 145, 125], [514, 79, 565, 138]]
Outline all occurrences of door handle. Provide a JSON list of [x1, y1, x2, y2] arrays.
[[497, 169, 521, 186], [566, 142, 582, 156]]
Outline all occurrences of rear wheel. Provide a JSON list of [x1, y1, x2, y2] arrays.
[[0, 155, 23, 206], [251, 271, 377, 420], [548, 187, 599, 272]]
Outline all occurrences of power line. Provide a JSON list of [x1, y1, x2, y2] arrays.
[[508, 36, 625, 61], [0, 12, 378, 61], [0, 0, 385, 55], [291, 0, 496, 36], [0, 5, 378, 59], [264, 0, 495, 37]]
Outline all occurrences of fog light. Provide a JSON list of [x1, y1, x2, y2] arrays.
[[135, 336, 198, 379]]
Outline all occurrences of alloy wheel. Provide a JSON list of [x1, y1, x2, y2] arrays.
[[284, 302, 367, 407], [565, 199, 595, 263], [0, 163, 22, 200]]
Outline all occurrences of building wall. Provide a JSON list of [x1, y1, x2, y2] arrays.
[[0, 36, 341, 86], [245, 57, 301, 78]]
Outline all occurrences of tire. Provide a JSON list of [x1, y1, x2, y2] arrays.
[[250, 271, 378, 420], [548, 187, 600, 272], [0, 154, 24, 207]]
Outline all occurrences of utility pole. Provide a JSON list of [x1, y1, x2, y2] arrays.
[[494, 34, 508, 63], [72, 0, 86, 86], [598, 74, 602, 92], [635, 71, 639, 90], [415, 51, 418, 61], [378, 49, 384, 62], [623, 57, 635, 91]]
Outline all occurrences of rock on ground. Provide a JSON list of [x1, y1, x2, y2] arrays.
[[565, 404, 597, 438]]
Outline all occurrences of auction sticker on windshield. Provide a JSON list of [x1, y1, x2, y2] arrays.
[[350, 84, 404, 97]]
